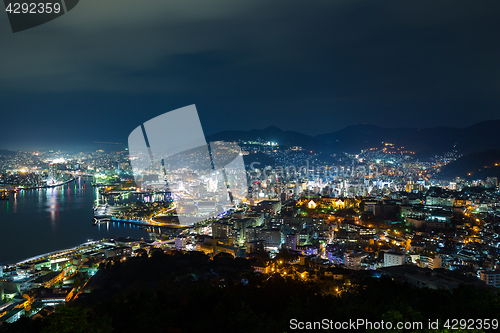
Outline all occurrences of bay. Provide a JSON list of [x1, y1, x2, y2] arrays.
[[0, 177, 149, 264]]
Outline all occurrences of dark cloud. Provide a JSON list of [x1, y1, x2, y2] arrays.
[[0, 0, 499, 149]]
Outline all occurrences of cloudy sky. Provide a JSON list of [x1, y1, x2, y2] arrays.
[[1, 0, 499, 150]]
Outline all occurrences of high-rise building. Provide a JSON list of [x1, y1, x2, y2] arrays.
[[285, 233, 298, 250], [47, 163, 56, 185]]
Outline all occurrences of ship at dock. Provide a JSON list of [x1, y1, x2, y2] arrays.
[[93, 204, 111, 219]]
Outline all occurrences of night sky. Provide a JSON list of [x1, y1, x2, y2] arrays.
[[0, 0, 499, 150]]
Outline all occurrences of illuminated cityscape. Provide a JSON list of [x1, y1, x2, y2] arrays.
[[2, 1, 500, 332], [2, 126, 500, 329]]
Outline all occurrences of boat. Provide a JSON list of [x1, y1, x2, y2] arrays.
[[0, 190, 8, 200], [93, 217, 111, 225]]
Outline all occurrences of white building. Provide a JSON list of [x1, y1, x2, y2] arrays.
[[479, 271, 500, 287], [384, 252, 406, 267]]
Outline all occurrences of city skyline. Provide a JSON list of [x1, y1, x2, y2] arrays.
[[2, 1, 500, 330]]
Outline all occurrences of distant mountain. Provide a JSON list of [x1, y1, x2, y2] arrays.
[[0, 149, 16, 156], [316, 120, 500, 155], [439, 149, 500, 179], [399, 120, 500, 156], [317, 120, 500, 156], [316, 124, 414, 154], [206, 120, 500, 156], [206, 126, 332, 152]]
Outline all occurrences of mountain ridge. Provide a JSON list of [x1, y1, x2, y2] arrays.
[[440, 149, 500, 179], [207, 120, 500, 156]]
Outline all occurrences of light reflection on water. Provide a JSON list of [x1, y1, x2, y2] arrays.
[[0, 177, 150, 264]]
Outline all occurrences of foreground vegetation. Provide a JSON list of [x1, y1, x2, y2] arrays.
[[2, 251, 498, 333]]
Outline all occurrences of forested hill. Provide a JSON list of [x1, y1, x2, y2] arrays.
[[2, 251, 499, 333], [440, 149, 500, 179]]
